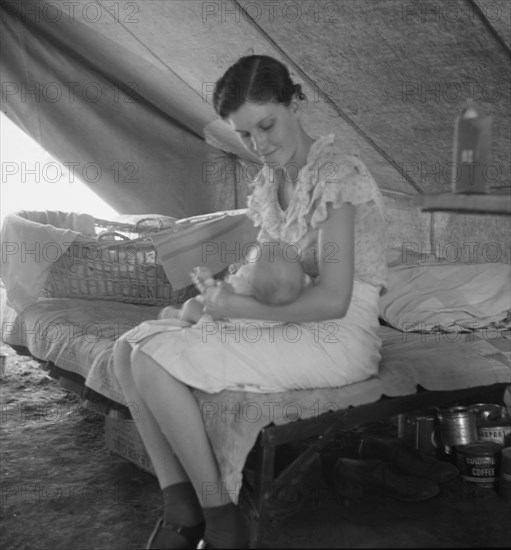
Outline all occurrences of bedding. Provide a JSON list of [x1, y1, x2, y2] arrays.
[[380, 260, 511, 333], [2, 292, 509, 501], [151, 209, 258, 290], [0, 210, 96, 312]]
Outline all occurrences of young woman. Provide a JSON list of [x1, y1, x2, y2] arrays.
[[113, 54, 387, 549]]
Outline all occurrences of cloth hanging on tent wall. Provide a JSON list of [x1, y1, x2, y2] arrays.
[[0, 0, 240, 217]]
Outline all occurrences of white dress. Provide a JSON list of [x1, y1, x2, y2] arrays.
[[123, 134, 388, 393]]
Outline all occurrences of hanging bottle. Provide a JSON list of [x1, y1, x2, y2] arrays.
[[451, 102, 492, 193]]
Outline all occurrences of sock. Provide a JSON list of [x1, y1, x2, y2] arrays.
[[202, 502, 249, 549], [162, 482, 204, 527]]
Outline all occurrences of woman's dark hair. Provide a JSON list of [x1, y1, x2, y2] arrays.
[[213, 55, 305, 119]]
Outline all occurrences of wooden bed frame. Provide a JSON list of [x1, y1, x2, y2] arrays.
[[244, 383, 508, 547]]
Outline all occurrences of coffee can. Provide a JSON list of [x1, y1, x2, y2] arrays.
[[456, 441, 502, 488]]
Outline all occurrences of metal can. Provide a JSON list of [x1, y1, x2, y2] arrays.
[[398, 409, 438, 457], [470, 403, 504, 424], [438, 406, 478, 447], [478, 421, 511, 447], [456, 441, 502, 488]]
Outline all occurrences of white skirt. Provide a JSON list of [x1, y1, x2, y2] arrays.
[[121, 280, 382, 393]]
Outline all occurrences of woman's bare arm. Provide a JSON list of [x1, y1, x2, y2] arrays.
[[202, 202, 355, 323]]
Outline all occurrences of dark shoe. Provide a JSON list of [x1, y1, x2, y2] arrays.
[[146, 517, 205, 549], [358, 435, 459, 484], [333, 458, 440, 502]]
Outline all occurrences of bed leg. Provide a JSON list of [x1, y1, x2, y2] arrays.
[[248, 437, 275, 549]]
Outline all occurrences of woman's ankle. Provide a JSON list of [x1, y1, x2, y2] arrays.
[[202, 502, 249, 549], [162, 482, 204, 527]]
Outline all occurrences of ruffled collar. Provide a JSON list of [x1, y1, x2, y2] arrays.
[[250, 134, 337, 243]]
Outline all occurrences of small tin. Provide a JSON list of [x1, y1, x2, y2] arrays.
[[478, 421, 511, 447], [470, 403, 503, 424], [456, 441, 502, 488]]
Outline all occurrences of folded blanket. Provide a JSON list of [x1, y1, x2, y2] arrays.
[[379, 261, 511, 332], [150, 210, 258, 291], [0, 210, 96, 312]]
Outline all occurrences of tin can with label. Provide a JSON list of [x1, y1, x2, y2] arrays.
[[456, 441, 502, 488], [478, 421, 511, 447]]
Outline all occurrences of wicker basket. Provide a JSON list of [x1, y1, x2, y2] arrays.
[[41, 217, 198, 306]]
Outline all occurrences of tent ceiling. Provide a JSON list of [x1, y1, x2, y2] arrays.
[[55, 0, 510, 196], [2, 0, 510, 211]]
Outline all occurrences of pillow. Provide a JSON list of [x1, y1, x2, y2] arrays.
[[379, 261, 511, 333]]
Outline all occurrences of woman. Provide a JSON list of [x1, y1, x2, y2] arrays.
[[113, 54, 387, 549]]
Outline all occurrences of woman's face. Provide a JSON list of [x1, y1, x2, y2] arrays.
[[228, 100, 302, 168]]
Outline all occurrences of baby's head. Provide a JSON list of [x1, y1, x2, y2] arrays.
[[245, 243, 305, 306]]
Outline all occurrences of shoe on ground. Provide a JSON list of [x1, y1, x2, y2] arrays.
[[333, 457, 440, 502], [358, 435, 459, 484], [146, 517, 205, 549]]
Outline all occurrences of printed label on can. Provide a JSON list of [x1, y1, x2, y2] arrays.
[[456, 444, 501, 488], [478, 425, 511, 446]]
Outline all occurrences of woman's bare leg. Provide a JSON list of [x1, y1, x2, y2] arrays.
[[129, 346, 231, 509], [115, 340, 248, 547], [113, 341, 189, 488]]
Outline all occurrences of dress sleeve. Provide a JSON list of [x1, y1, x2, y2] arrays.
[[309, 154, 379, 229]]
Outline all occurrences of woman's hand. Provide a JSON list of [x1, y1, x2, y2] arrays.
[[201, 282, 233, 320]]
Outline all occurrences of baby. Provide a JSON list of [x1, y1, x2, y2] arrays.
[[159, 243, 310, 323]]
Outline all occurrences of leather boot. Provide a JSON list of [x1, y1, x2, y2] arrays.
[[333, 458, 440, 502], [358, 435, 459, 484]]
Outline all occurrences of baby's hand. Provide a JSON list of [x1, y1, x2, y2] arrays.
[[190, 267, 216, 293], [201, 282, 232, 320]]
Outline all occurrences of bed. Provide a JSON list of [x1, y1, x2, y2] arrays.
[[1, 203, 510, 547]]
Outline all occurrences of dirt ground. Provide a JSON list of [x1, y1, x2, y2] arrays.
[[1, 345, 511, 550]]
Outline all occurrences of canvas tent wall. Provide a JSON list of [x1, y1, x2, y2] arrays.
[[1, 0, 509, 261]]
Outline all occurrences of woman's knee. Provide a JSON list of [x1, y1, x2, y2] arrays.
[[129, 348, 176, 396], [127, 347, 151, 388]]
